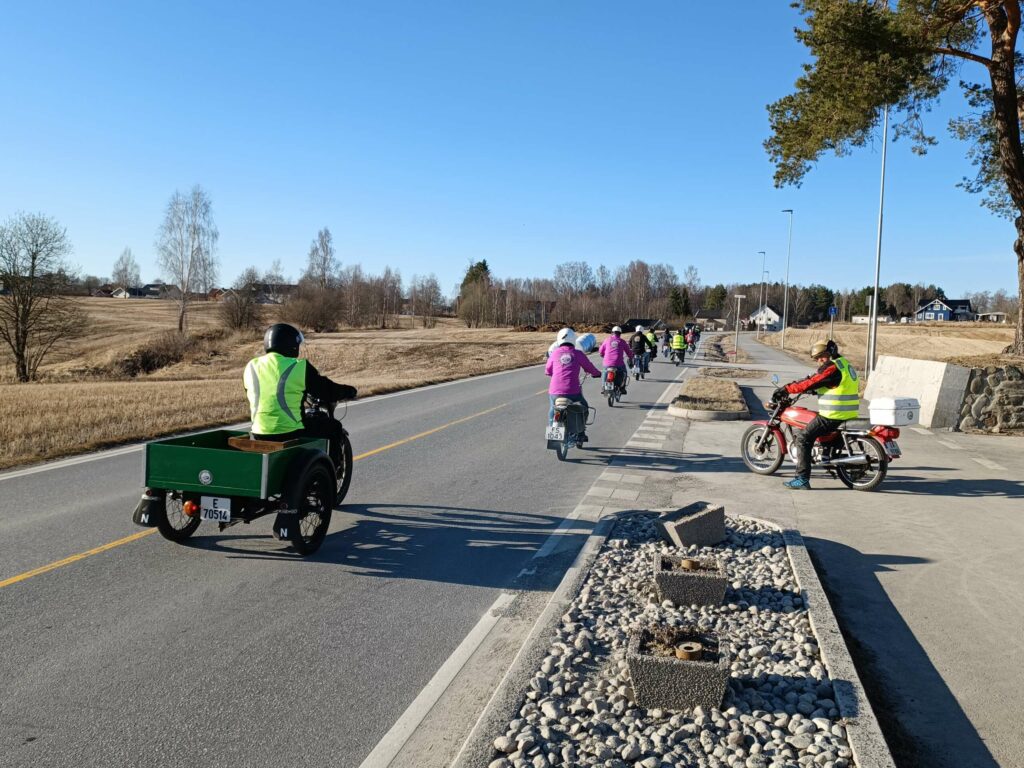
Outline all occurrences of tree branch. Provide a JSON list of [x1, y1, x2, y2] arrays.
[[932, 45, 993, 66]]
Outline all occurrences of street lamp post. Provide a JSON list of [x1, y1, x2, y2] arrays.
[[781, 210, 794, 351], [757, 251, 767, 338], [734, 294, 746, 360], [867, 105, 889, 378]]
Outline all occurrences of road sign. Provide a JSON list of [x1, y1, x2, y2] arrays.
[[829, 306, 837, 317]]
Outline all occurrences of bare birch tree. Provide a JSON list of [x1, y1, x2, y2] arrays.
[[0, 213, 87, 381], [304, 227, 339, 290], [111, 247, 141, 289], [155, 185, 219, 331]]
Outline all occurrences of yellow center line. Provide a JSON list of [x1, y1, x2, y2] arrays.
[[0, 401, 514, 590], [0, 529, 158, 589], [352, 402, 508, 461]]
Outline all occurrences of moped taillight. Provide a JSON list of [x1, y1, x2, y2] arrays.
[[553, 411, 562, 422]]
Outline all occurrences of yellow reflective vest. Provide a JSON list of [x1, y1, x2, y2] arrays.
[[816, 356, 860, 420], [671, 333, 687, 350], [244, 353, 308, 434]]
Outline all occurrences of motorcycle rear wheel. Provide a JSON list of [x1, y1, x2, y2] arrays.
[[740, 424, 784, 475], [836, 436, 888, 491], [555, 437, 569, 461]]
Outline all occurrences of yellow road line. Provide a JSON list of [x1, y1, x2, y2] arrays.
[[0, 529, 158, 589], [352, 402, 508, 461], [0, 401, 513, 590]]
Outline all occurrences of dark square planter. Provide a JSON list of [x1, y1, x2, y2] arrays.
[[627, 627, 730, 712], [655, 502, 725, 548], [653, 553, 727, 607]]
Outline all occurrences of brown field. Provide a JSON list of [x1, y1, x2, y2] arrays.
[[672, 377, 747, 412], [0, 298, 556, 469], [759, 322, 1020, 371]]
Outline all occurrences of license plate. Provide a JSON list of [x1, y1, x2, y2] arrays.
[[200, 496, 231, 522], [884, 440, 901, 457], [545, 424, 566, 441]]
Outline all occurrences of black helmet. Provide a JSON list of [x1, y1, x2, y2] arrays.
[[264, 323, 304, 357]]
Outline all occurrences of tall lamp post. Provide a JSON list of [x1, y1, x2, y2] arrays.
[[734, 294, 746, 360], [757, 251, 767, 338], [781, 210, 794, 350], [867, 105, 889, 378]]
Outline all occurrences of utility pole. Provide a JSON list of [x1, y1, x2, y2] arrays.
[[781, 210, 794, 350], [734, 294, 746, 361], [757, 250, 766, 339], [867, 105, 889, 378]]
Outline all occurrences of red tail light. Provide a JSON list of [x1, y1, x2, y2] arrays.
[[553, 411, 563, 422], [607, 370, 615, 381], [871, 426, 900, 440], [183, 500, 200, 517]]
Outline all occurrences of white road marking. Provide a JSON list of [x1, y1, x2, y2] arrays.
[[972, 457, 1007, 471], [937, 439, 964, 451], [910, 427, 932, 436], [532, 510, 583, 560], [357, 591, 516, 768]]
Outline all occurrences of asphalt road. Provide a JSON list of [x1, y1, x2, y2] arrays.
[[0, 352, 690, 768]]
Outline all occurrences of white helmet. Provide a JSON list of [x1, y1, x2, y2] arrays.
[[611, 326, 622, 334], [556, 327, 577, 345], [636, 325, 644, 333]]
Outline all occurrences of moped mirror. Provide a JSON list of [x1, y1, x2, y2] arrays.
[[771, 374, 779, 385]]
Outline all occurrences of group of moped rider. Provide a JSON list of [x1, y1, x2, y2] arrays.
[[246, 321, 851, 493], [544, 324, 696, 443]]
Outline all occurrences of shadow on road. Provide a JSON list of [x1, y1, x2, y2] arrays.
[[186, 503, 586, 589], [882, 474, 1024, 498], [806, 536, 998, 768]]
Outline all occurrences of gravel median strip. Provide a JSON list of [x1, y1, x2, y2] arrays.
[[483, 514, 869, 768]]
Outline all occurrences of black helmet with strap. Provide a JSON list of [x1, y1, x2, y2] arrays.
[[264, 323, 304, 358]]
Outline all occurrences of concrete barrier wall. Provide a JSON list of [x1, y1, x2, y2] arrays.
[[864, 356, 971, 429]]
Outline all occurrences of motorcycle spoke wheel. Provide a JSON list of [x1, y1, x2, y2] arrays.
[[836, 437, 888, 491], [740, 425, 783, 475]]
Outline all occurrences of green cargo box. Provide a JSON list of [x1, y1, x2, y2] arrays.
[[143, 429, 329, 499]]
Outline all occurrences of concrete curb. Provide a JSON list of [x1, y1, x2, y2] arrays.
[[737, 514, 897, 768], [667, 403, 749, 421], [450, 515, 618, 768]]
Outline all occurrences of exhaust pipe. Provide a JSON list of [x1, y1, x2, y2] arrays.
[[822, 455, 870, 468]]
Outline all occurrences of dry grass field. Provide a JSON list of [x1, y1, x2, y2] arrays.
[[759, 322, 1020, 371], [0, 298, 555, 469]]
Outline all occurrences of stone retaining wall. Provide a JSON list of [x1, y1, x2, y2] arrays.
[[957, 365, 1024, 433]]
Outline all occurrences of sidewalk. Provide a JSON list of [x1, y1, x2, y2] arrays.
[[677, 333, 1024, 768]]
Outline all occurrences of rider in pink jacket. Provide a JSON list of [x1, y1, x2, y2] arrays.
[[599, 327, 634, 393], [545, 328, 601, 435]]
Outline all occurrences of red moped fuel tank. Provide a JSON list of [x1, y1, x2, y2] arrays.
[[780, 406, 817, 429]]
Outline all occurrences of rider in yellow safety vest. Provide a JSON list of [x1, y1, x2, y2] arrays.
[[776, 339, 861, 489]]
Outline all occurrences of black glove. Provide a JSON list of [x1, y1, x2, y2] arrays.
[[773, 387, 789, 401]]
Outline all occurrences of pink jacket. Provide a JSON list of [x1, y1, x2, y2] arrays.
[[599, 335, 634, 368], [545, 344, 602, 395]]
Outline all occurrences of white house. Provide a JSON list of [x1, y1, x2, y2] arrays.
[[748, 305, 781, 332]]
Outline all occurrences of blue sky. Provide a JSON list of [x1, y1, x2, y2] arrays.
[[0, 1, 1015, 297]]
